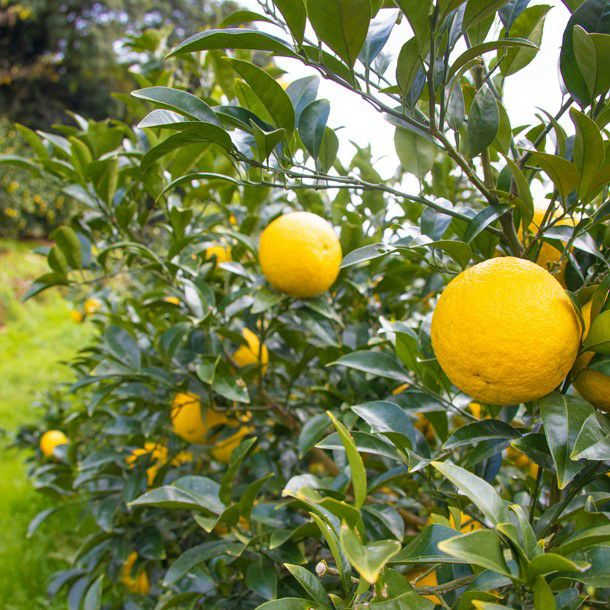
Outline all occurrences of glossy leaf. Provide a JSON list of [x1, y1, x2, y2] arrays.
[[467, 85, 499, 157], [273, 0, 307, 44], [132, 87, 221, 125], [299, 99, 330, 159], [332, 351, 410, 382], [306, 0, 371, 68]]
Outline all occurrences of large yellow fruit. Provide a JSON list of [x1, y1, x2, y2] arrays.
[[232, 328, 269, 374], [121, 552, 150, 594], [171, 392, 229, 444], [573, 301, 610, 412], [206, 244, 232, 264], [431, 257, 581, 405], [409, 569, 439, 604], [258, 211, 342, 298], [522, 206, 574, 285], [40, 430, 69, 457]]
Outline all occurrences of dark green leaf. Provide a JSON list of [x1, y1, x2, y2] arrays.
[[467, 85, 499, 157]]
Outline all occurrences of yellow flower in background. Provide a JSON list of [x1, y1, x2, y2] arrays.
[[84, 297, 102, 315], [4, 207, 18, 218], [6, 181, 19, 193]]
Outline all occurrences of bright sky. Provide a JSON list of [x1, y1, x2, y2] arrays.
[[239, 0, 571, 178]]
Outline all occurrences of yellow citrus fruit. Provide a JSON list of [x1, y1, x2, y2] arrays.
[[450, 511, 481, 533], [232, 328, 269, 374], [70, 310, 84, 323], [468, 402, 483, 419], [391, 383, 410, 395], [171, 392, 229, 444], [206, 245, 232, 264], [84, 297, 101, 315], [163, 296, 180, 305], [258, 211, 342, 298], [521, 206, 574, 285], [126, 442, 168, 486], [170, 394, 248, 461], [121, 552, 150, 594], [573, 301, 610, 412], [40, 430, 69, 457], [211, 425, 252, 463], [507, 446, 538, 478], [409, 569, 439, 604], [431, 257, 581, 405]]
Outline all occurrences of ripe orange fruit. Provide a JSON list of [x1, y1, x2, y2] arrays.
[[258, 211, 342, 298], [431, 257, 581, 405], [40, 430, 69, 457]]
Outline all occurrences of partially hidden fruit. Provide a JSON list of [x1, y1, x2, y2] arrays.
[[163, 296, 180, 305], [121, 552, 150, 594], [206, 244, 232, 264], [84, 297, 101, 315], [573, 301, 610, 412], [409, 569, 439, 604], [171, 393, 249, 462], [232, 328, 269, 374], [70, 310, 84, 323], [521, 205, 574, 285], [40, 430, 68, 457], [507, 446, 538, 478], [258, 211, 342, 298], [431, 257, 581, 405], [127, 443, 167, 486]]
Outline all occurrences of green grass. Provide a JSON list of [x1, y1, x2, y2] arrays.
[[0, 240, 92, 609]]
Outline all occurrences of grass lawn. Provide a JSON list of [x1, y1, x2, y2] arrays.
[[0, 240, 92, 609]]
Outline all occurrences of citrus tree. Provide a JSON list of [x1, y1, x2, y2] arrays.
[[5, 1, 610, 609]]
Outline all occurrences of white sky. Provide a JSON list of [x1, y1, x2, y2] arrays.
[[239, 0, 571, 178]]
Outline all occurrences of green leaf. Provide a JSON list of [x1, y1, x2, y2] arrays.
[[299, 99, 330, 159], [396, 37, 422, 96], [557, 524, 610, 555], [560, 0, 610, 105], [247, 556, 278, 600], [392, 524, 463, 564], [284, 564, 330, 605], [164, 541, 243, 586], [500, 5, 551, 76], [528, 152, 579, 199], [352, 401, 418, 448], [527, 553, 590, 581], [219, 437, 257, 504], [448, 38, 539, 82], [318, 431, 399, 461], [502, 157, 534, 227], [140, 127, 232, 171], [467, 85, 499, 157], [570, 108, 605, 200], [130, 476, 225, 514], [444, 419, 520, 449], [228, 59, 296, 132], [340, 524, 401, 584], [582, 309, 610, 354], [538, 393, 595, 489], [50, 226, 82, 269], [394, 0, 432, 52], [299, 413, 331, 458], [571, 411, 610, 460], [103, 326, 141, 369], [394, 127, 436, 179], [83, 575, 103, 610], [326, 412, 367, 509], [438, 530, 512, 577], [318, 127, 339, 173], [0, 154, 42, 173], [273, 0, 307, 44], [219, 10, 274, 27], [463, 205, 511, 243], [251, 122, 286, 162], [463, 0, 512, 30], [212, 361, 250, 403], [306, 0, 371, 68], [431, 461, 510, 525], [331, 351, 410, 382], [532, 575, 556, 610], [167, 28, 299, 58], [573, 25, 598, 96], [256, 599, 328, 610], [286, 76, 320, 124], [132, 86, 221, 125]]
